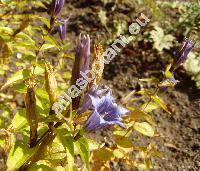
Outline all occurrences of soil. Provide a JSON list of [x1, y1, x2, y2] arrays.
[[1, 0, 200, 171]]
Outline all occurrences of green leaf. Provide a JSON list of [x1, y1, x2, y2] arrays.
[[43, 35, 57, 46], [75, 137, 90, 170], [35, 88, 50, 116], [7, 140, 39, 170], [55, 166, 65, 171], [92, 148, 114, 162], [129, 107, 154, 124], [115, 135, 133, 148], [15, 48, 36, 61], [44, 138, 66, 160], [62, 72, 71, 79], [113, 129, 132, 137], [143, 0, 164, 20], [113, 19, 128, 37], [12, 82, 27, 93], [0, 139, 5, 148], [40, 43, 56, 51], [1, 66, 44, 90], [57, 128, 74, 171], [113, 149, 125, 159], [164, 64, 173, 78], [16, 32, 36, 48], [28, 163, 53, 171], [141, 102, 158, 113], [151, 95, 171, 114], [0, 26, 13, 35], [139, 78, 159, 83], [32, 1, 47, 9], [134, 122, 154, 137], [1, 69, 30, 89], [10, 108, 28, 131]]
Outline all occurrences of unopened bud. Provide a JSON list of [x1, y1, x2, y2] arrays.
[[25, 77, 38, 148], [45, 62, 58, 105]]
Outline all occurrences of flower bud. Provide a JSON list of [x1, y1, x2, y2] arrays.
[[71, 34, 91, 85], [50, 0, 65, 17], [71, 34, 91, 110], [58, 18, 69, 41], [170, 37, 195, 71], [25, 77, 38, 148], [50, 0, 65, 29], [45, 62, 58, 105]]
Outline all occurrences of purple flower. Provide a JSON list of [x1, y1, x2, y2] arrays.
[[159, 72, 179, 91], [78, 85, 114, 114], [79, 86, 129, 132], [58, 18, 69, 41], [50, 0, 65, 30], [71, 34, 91, 109], [71, 34, 91, 85], [167, 74, 179, 84], [51, 0, 65, 17], [170, 38, 195, 71]]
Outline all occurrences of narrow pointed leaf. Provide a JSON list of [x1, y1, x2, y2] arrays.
[[151, 95, 171, 114]]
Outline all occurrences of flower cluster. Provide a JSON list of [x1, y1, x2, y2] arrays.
[[78, 85, 129, 132], [50, 0, 69, 41], [50, 0, 65, 28]]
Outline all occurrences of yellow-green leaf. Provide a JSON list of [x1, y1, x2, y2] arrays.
[[7, 140, 39, 170], [115, 135, 133, 148], [164, 64, 173, 78], [151, 95, 171, 114], [141, 102, 158, 113], [75, 137, 90, 170], [134, 122, 154, 137], [40, 43, 56, 51], [129, 107, 153, 124], [57, 128, 74, 171], [1, 66, 44, 90], [92, 148, 113, 162], [9, 108, 27, 131]]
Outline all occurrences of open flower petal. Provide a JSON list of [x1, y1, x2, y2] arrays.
[[80, 86, 129, 132]]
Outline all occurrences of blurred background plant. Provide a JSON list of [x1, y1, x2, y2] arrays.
[[0, 0, 199, 171]]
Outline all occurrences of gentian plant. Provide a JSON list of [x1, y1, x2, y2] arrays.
[[0, 0, 195, 170]]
